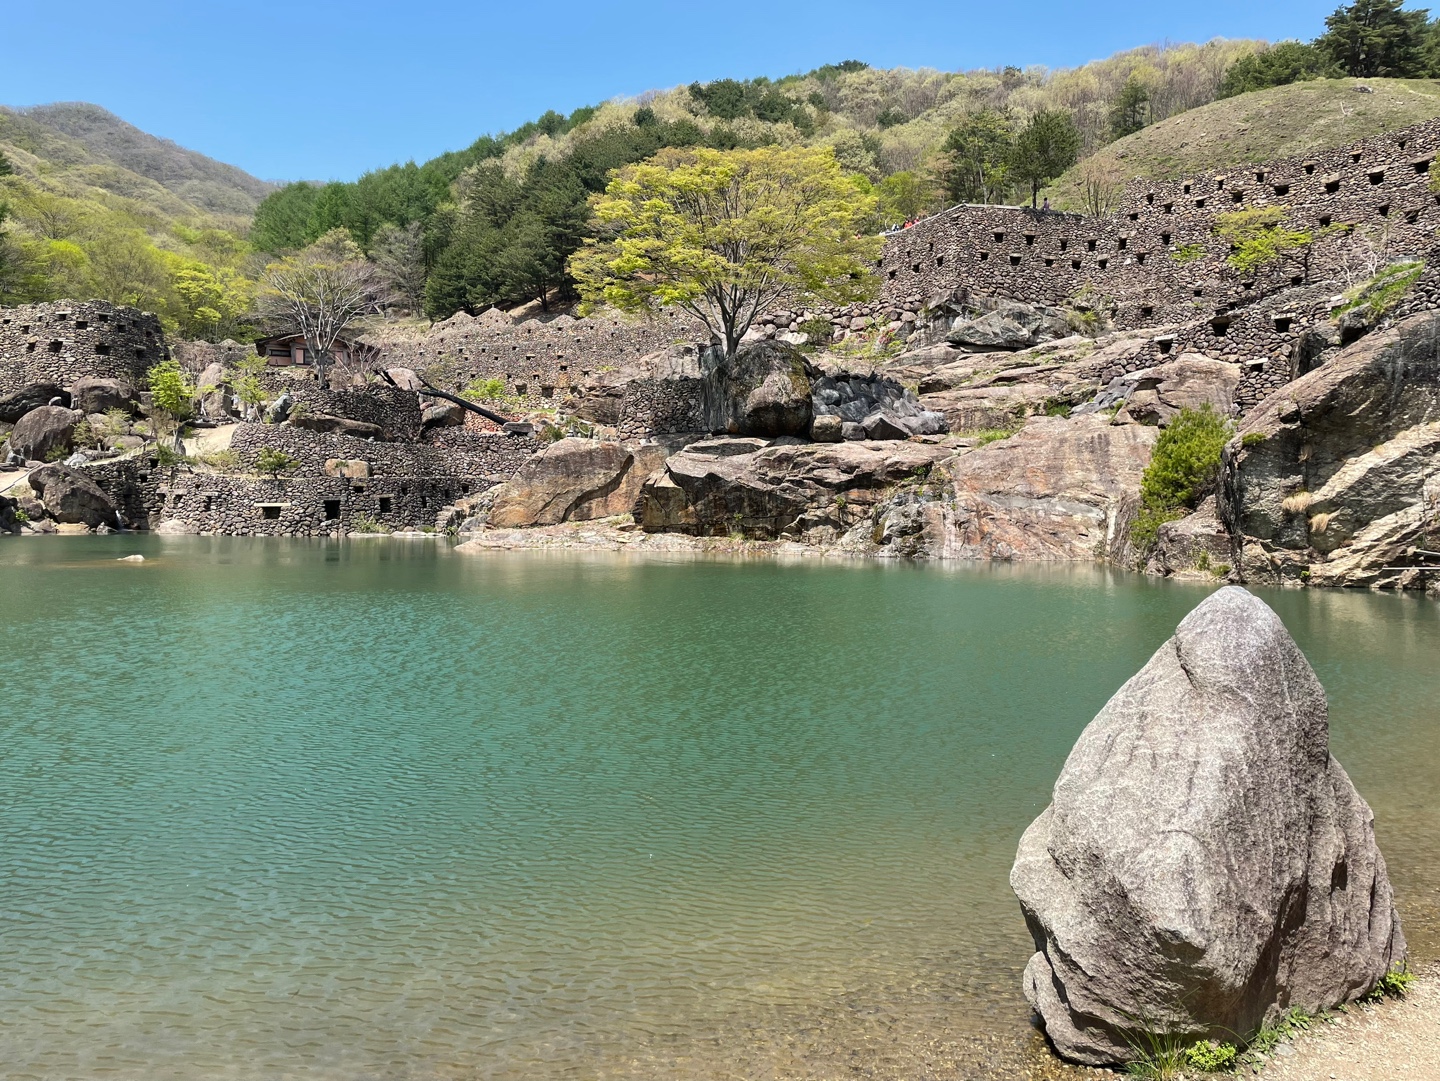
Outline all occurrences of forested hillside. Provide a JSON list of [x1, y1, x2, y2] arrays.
[[0, 104, 268, 338], [248, 42, 1260, 320]]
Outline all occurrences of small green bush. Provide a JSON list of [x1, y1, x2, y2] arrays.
[[797, 317, 835, 348], [463, 376, 508, 400], [255, 447, 300, 479], [1131, 405, 1232, 553], [197, 449, 241, 472], [1186, 1039, 1237, 1072], [1171, 242, 1205, 264], [1241, 431, 1265, 448], [44, 444, 72, 462], [1336, 260, 1424, 321], [1364, 962, 1415, 1001], [351, 513, 388, 534]]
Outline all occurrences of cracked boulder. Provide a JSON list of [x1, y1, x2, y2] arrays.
[[1012, 587, 1404, 1066], [486, 437, 670, 527]]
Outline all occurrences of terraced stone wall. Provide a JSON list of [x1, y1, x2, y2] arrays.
[[880, 116, 1440, 349], [0, 300, 167, 395]]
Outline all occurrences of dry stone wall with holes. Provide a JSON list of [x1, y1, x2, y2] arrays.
[[0, 301, 168, 395], [880, 115, 1440, 357]]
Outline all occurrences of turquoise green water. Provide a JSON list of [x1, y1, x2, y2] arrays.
[[1, 539, 1437, 1080]]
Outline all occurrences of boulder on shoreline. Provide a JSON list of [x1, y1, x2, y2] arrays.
[[1011, 587, 1405, 1066]]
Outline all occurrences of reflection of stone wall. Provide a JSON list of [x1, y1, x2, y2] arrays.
[[0, 300, 167, 394], [880, 116, 1440, 339]]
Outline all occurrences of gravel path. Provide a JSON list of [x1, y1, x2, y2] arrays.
[[1259, 970, 1438, 1081]]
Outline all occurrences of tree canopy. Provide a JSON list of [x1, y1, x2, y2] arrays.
[[570, 146, 880, 358], [1010, 110, 1082, 207]]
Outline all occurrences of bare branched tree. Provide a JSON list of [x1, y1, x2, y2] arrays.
[[371, 222, 428, 314], [1079, 156, 1127, 218], [257, 229, 387, 382]]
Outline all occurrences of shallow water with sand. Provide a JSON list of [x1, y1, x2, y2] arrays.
[[1, 537, 1436, 1080]]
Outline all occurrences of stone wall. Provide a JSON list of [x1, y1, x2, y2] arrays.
[[366, 308, 707, 408], [0, 300, 167, 395], [880, 115, 1440, 346], [227, 423, 541, 479], [290, 384, 423, 441]]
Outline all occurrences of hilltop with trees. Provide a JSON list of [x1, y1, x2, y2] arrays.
[[11, 0, 1440, 335]]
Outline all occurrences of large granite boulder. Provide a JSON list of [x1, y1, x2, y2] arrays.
[[5, 406, 83, 462], [1220, 311, 1440, 588], [28, 463, 121, 527], [704, 340, 813, 437], [193, 365, 235, 420], [71, 376, 139, 416], [637, 437, 949, 538], [487, 438, 670, 527], [0, 382, 69, 423], [887, 416, 1156, 560], [1012, 587, 1404, 1066], [1143, 497, 1234, 579]]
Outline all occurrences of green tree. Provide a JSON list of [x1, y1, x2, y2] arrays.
[[1009, 110, 1081, 208], [371, 221, 428, 313], [1109, 76, 1151, 139], [0, 151, 13, 177], [255, 447, 300, 480], [1218, 41, 1336, 97], [877, 171, 939, 222], [146, 358, 197, 441], [938, 110, 1014, 205], [1316, 0, 1430, 77], [571, 145, 880, 359], [229, 355, 269, 422], [165, 256, 255, 341], [1214, 206, 1316, 281]]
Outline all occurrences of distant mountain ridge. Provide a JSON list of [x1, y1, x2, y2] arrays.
[[0, 102, 271, 218]]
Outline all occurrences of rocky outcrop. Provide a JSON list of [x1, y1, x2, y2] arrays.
[[5, 405, 83, 462], [193, 365, 235, 420], [1082, 354, 1241, 426], [703, 340, 813, 437], [1143, 497, 1233, 578], [486, 438, 671, 527], [810, 366, 946, 439], [0, 382, 69, 423], [288, 414, 384, 440], [638, 437, 950, 539], [946, 300, 1071, 352], [871, 416, 1155, 560], [28, 463, 121, 527], [1012, 587, 1404, 1066], [1220, 312, 1440, 589], [71, 376, 138, 416]]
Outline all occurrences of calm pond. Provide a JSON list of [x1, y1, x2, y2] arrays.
[[1, 538, 1436, 1080]]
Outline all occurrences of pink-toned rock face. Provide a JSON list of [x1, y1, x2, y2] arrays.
[[1013, 587, 1404, 1066], [487, 438, 663, 528], [927, 415, 1158, 560]]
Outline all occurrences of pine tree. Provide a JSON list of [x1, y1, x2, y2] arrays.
[[1009, 111, 1082, 208], [1316, 0, 1430, 78], [1109, 76, 1151, 139]]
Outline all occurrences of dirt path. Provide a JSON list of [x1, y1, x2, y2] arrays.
[[1259, 970, 1439, 1080]]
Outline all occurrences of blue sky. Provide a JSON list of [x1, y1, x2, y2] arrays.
[[3, 1, 1347, 183]]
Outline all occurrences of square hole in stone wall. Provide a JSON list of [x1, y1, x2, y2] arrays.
[[324, 500, 341, 520]]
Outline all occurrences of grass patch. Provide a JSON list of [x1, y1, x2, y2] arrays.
[[1363, 961, 1416, 1002], [963, 426, 1021, 445], [350, 514, 389, 534], [1335, 260, 1424, 321]]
